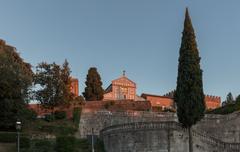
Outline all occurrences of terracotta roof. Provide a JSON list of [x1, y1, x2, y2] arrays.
[[141, 93, 173, 99]]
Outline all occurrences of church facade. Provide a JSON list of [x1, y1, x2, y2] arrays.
[[103, 73, 137, 101]]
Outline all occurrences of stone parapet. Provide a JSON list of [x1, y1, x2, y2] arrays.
[[100, 121, 240, 152]]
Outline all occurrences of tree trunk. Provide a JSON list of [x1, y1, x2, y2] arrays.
[[188, 127, 193, 152]]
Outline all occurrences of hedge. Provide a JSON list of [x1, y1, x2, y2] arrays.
[[34, 139, 55, 152], [20, 136, 30, 149], [44, 114, 55, 122], [54, 111, 66, 120], [39, 125, 77, 135], [56, 136, 76, 152]]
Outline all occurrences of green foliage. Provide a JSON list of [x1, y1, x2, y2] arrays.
[[54, 111, 66, 120], [163, 108, 176, 113], [73, 108, 81, 127], [19, 108, 37, 121], [223, 92, 235, 106], [71, 96, 85, 106], [20, 136, 30, 149], [34, 60, 72, 110], [227, 92, 234, 102], [39, 125, 77, 136], [44, 114, 55, 122], [0, 42, 33, 130], [94, 138, 106, 152], [56, 137, 105, 152], [56, 136, 76, 152], [236, 95, 240, 106], [83, 67, 104, 101], [207, 103, 240, 114], [75, 139, 91, 152], [23, 139, 55, 152], [174, 9, 205, 128], [61, 60, 74, 103]]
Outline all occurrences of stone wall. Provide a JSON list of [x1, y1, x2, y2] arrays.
[[77, 110, 176, 138], [77, 110, 240, 151], [193, 111, 240, 143], [100, 121, 240, 152]]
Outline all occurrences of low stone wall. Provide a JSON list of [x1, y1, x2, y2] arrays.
[[77, 110, 176, 138], [78, 110, 240, 141], [100, 121, 240, 152]]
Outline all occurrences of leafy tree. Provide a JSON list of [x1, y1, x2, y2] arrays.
[[0, 40, 33, 130], [34, 62, 62, 110], [83, 67, 104, 101], [174, 8, 205, 152], [34, 61, 72, 111]]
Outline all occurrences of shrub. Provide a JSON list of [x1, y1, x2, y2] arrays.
[[39, 125, 77, 135], [20, 136, 30, 149], [20, 108, 37, 121], [73, 108, 81, 127], [54, 111, 66, 120], [163, 108, 176, 113], [56, 136, 76, 152], [0, 132, 16, 143], [33, 139, 55, 152], [44, 114, 55, 122], [75, 139, 91, 151]]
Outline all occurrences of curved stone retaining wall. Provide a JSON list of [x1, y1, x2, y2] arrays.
[[100, 121, 240, 152], [78, 111, 176, 138]]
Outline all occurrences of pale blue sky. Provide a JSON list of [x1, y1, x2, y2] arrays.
[[0, 0, 240, 101]]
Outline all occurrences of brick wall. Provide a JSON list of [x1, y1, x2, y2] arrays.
[[142, 93, 221, 110]]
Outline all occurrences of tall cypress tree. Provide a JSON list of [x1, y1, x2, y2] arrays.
[[174, 8, 205, 152], [83, 67, 104, 101], [61, 59, 74, 103]]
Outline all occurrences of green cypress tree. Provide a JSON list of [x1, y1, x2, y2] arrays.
[[174, 8, 205, 152], [225, 92, 234, 104], [83, 67, 104, 101], [61, 59, 74, 103]]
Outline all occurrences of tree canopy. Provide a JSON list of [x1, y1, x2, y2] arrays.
[[0, 41, 33, 129], [34, 60, 73, 110]]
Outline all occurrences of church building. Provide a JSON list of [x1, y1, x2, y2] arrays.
[[103, 72, 221, 110], [103, 71, 138, 101]]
